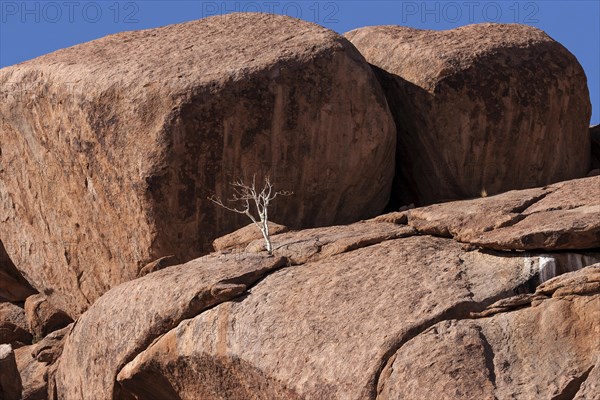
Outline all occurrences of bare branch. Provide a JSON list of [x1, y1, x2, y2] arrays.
[[208, 175, 292, 255]]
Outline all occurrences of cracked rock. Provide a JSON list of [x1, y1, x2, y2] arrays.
[[116, 235, 553, 399], [245, 220, 415, 264], [377, 266, 600, 399], [54, 253, 285, 399], [408, 176, 600, 251]]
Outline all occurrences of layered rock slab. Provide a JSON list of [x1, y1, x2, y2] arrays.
[[0, 13, 395, 317], [244, 220, 415, 264], [212, 222, 289, 252], [117, 235, 557, 399], [55, 253, 286, 400], [409, 176, 600, 251], [377, 266, 600, 399], [345, 24, 591, 206]]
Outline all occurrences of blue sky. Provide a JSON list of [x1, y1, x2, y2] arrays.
[[1, 0, 598, 124]]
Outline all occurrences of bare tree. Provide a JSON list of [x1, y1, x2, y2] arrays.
[[209, 176, 292, 255]]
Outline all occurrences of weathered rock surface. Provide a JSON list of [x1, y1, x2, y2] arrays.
[[245, 220, 415, 264], [0, 302, 31, 347], [409, 176, 600, 250], [346, 24, 591, 206], [0, 13, 395, 317], [46, 174, 600, 399], [0, 344, 22, 400], [24, 294, 72, 341], [0, 240, 36, 302], [15, 324, 70, 400], [212, 221, 289, 252], [377, 266, 600, 399], [116, 235, 582, 399], [55, 253, 286, 399], [574, 356, 599, 400]]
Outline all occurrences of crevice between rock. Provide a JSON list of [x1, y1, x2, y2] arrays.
[[508, 190, 552, 215], [550, 366, 593, 400], [372, 300, 488, 399], [476, 326, 497, 388], [372, 254, 598, 400]]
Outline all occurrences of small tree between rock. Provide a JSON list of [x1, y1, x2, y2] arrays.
[[209, 176, 292, 255]]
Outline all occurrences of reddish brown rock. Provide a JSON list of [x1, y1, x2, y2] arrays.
[[0, 13, 395, 317], [574, 357, 599, 399], [212, 222, 289, 252], [0, 240, 36, 302], [245, 220, 415, 264], [137, 255, 180, 278], [346, 24, 591, 206], [468, 177, 600, 250], [377, 266, 600, 399], [408, 187, 547, 239], [0, 344, 22, 400], [408, 176, 600, 251], [0, 302, 31, 348], [15, 325, 71, 400], [116, 235, 564, 400], [55, 253, 286, 399], [24, 294, 72, 340]]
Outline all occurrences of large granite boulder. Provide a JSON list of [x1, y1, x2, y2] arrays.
[[345, 23, 591, 206], [0, 13, 395, 317]]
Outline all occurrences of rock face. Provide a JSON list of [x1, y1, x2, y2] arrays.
[[115, 237, 597, 399], [377, 266, 600, 399], [55, 253, 286, 399], [345, 24, 591, 206], [0, 302, 31, 348], [0, 13, 395, 317], [0, 240, 36, 302], [408, 176, 600, 251], [24, 294, 72, 340], [47, 176, 599, 400]]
